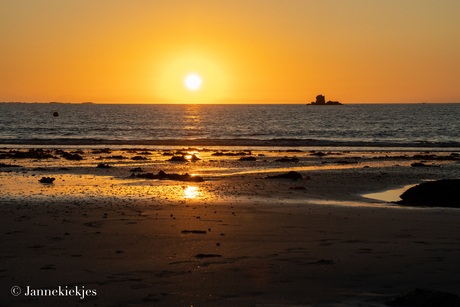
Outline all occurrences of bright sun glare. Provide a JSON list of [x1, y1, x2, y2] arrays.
[[185, 74, 202, 90]]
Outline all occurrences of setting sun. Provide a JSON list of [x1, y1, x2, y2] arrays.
[[153, 51, 228, 103], [1, 1, 460, 104], [185, 74, 201, 90]]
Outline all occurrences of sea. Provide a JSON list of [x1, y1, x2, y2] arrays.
[[1, 103, 459, 151]]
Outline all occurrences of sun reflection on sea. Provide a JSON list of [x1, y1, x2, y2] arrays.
[[183, 104, 204, 137]]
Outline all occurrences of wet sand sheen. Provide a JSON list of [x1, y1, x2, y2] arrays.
[[1, 147, 460, 306]]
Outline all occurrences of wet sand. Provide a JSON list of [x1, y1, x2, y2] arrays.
[[1, 148, 460, 306]]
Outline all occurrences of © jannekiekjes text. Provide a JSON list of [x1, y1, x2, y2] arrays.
[[11, 285, 97, 299]]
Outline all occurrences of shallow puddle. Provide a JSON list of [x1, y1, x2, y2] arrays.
[[362, 184, 416, 203]]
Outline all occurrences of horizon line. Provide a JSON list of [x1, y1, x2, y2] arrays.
[[1, 101, 459, 105]]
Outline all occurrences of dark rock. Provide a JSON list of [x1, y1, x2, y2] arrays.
[[0, 163, 20, 168], [413, 154, 436, 160], [387, 288, 460, 307], [181, 230, 207, 234], [129, 167, 144, 172], [311, 152, 327, 157], [275, 157, 300, 162], [97, 163, 111, 168], [266, 171, 303, 181], [411, 162, 428, 167], [133, 170, 204, 182], [39, 177, 55, 183], [53, 112, 59, 117], [109, 155, 126, 160], [397, 179, 460, 207], [1, 149, 56, 160], [195, 254, 222, 258], [239, 156, 257, 161], [336, 160, 358, 164], [135, 172, 156, 179], [212, 151, 251, 156], [168, 156, 188, 162], [131, 156, 148, 160], [62, 151, 83, 161], [91, 148, 112, 154]]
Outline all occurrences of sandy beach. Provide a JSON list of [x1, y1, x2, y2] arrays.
[[1, 147, 460, 306], [3, 0, 460, 305]]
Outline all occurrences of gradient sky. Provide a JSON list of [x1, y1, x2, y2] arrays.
[[1, 1, 459, 103]]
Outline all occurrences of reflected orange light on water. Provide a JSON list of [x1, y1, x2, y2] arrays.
[[0, 173, 216, 203], [183, 186, 199, 199], [184, 152, 200, 161]]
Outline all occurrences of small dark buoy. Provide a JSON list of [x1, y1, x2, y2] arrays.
[[53, 112, 59, 117]]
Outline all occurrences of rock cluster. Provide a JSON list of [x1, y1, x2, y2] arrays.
[[131, 170, 204, 182]]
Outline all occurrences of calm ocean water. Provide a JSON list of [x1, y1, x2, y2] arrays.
[[1, 103, 459, 150]]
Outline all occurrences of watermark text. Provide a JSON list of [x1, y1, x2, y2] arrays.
[[11, 285, 97, 299]]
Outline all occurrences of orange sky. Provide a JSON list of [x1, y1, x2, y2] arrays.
[[1, 1, 459, 104]]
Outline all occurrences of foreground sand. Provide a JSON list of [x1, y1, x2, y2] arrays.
[[1, 148, 460, 306]]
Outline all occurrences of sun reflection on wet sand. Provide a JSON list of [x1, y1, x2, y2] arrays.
[[2, 148, 458, 208], [183, 186, 199, 199], [0, 172, 216, 204]]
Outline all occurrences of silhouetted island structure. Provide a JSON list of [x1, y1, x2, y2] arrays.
[[309, 95, 342, 105]]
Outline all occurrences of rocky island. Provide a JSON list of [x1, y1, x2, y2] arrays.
[[309, 94, 342, 105]]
